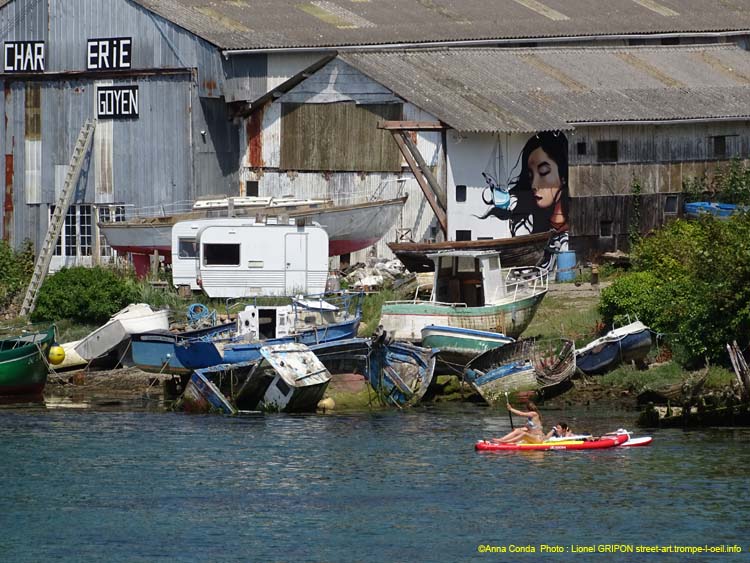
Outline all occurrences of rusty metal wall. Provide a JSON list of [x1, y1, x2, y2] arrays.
[[0, 0, 244, 251]]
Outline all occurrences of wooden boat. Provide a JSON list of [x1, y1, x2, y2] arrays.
[[99, 195, 407, 277], [420, 325, 514, 367], [379, 250, 548, 342], [174, 292, 363, 370], [575, 320, 652, 375], [463, 338, 576, 405], [0, 326, 56, 396], [388, 231, 552, 273], [310, 334, 439, 407], [74, 303, 169, 362]]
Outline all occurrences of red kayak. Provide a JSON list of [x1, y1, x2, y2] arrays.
[[475, 433, 629, 451]]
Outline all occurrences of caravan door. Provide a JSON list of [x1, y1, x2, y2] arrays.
[[285, 233, 308, 294]]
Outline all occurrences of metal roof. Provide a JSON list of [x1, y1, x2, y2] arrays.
[[130, 0, 750, 50], [339, 45, 750, 133]]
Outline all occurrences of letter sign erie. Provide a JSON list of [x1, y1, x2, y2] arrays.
[[4, 41, 45, 72], [87, 38, 132, 70], [96, 85, 139, 119]]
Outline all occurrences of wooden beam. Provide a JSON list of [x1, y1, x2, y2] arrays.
[[378, 120, 445, 131], [400, 132, 447, 209], [390, 131, 448, 235]]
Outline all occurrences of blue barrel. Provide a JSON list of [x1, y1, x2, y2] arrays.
[[556, 250, 577, 282]]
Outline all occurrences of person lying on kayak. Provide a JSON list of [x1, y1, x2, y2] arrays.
[[492, 401, 545, 443], [546, 422, 573, 439]]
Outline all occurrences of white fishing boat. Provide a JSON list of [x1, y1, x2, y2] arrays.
[[74, 303, 169, 361]]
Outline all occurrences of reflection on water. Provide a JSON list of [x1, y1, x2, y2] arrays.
[[1, 403, 749, 562]]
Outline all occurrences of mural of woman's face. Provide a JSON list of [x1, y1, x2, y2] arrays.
[[527, 147, 562, 209]]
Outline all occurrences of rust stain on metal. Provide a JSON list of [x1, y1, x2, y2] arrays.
[[616, 52, 684, 88], [203, 80, 217, 97], [519, 54, 587, 92], [246, 107, 264, 168], [4, 155, 13, 242], [694, 51, 750, 85]]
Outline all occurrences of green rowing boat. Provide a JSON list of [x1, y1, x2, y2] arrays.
[[0, 326, 55, 396]]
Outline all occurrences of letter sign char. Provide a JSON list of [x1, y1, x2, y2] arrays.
[[3, 41, 45, 72], [87, 37, 132, 70]]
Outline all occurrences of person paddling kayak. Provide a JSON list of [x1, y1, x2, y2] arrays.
[[492, 401, 545, 443]]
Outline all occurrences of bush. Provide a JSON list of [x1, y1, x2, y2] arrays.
[[598, 214, 750, 367], [0, 239, 34, 308], [31, 266, 140, 324]]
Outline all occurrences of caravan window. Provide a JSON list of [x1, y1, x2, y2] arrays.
[[178, 238, 198, 259], [203, 243, 240, 266]]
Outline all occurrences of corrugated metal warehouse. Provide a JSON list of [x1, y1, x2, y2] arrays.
[[2, 0, 750, 270]]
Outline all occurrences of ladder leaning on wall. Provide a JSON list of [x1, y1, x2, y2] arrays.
[[20, 119, 97, 317]]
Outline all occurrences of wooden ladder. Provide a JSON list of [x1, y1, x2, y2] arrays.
[[20, 119, 97, 317]]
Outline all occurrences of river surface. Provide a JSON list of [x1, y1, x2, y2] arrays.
[[2, 401, 749, 562]]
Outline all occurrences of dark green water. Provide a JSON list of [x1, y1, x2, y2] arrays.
[[1, 403, 749, 562]]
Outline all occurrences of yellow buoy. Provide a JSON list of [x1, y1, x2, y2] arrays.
[[48, 345, 66, 365]]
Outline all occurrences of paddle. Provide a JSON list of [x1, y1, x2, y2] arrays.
[[505, 392, 514, 429]]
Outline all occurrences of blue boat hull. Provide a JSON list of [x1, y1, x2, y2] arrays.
[[577, 328, 652, 375], [174, 317, 360, 370], [130, 322, 235, 374], [309, 337, 438, 407]]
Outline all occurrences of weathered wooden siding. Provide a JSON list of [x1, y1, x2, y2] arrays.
[[570, 122, 750, 196], [570, 193, 682, 259], [280, 102, 402, 172]]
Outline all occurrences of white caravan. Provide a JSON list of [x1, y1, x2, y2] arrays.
[[172, 218, 329, 298]]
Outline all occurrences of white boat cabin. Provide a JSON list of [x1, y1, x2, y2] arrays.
[[429, 250, 517, 307], [172, 218, 329, 298]]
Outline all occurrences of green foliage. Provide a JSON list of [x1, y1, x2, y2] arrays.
[[599, 363, 684, 393], [31, 266, 141, 324], [682, 174, 709, 202], [628, 177, 642, 247], [599, 363, 735, 394], [0, 239, 34, 308], [360, 289, 397, 336], [598, 214, 750, 367], [683, 158, 750, 204], [714, 158, 750, 205], [524, 295, 602, 346]]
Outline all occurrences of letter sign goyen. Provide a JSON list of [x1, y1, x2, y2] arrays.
[[4, 41, 45, 72], [87, 37, 132, 70], [97, 85, 139, 119]]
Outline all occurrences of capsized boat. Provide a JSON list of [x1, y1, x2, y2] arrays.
[[180, 371, 238, 415], [175, 342, 332, 413], [379, 250, 548, 342], [463, 338, 576, 404], [475, 432, 629, 451], [575, 320, 652, 375], [420, 325, 514, 367], [0, 326, 56, 396], [74, 303, 170, 362], [310, 333, 439, 408], [99, 195, 407, 276]]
